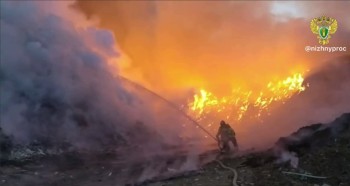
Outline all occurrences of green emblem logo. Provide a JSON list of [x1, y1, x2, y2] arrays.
[[310, 16, 337, 45], [319, 26, 329, 39]]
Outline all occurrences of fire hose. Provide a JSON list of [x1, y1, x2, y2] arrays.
[[119, 76, 240, 185], [215, 159, 239, 186], [118, 76, 218, 141]]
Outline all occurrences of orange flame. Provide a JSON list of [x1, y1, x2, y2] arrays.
[[187, 73, 307, 123]]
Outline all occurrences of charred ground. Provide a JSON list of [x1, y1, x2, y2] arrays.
[[1, 113, 349, 186], [147, 113, 350, 186]]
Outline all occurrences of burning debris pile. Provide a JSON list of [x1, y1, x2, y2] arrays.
[[1, 1, 350, 186], [187, 72, 307, 129]]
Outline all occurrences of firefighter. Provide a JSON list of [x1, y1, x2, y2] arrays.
[[216, 120, 238, 153]]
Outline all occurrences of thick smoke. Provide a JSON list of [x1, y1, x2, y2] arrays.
[[0, 1, 204, 155], [75, 1, 350, 95], [75, 1, 350, 150], [0, 1, 129, 150], [1, 0, 349, 158]]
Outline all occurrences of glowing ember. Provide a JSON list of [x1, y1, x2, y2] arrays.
[[187, 73, 307, 123]]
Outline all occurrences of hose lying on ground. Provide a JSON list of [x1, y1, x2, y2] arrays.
[[282, 171, 328, 179], [215, 159, 239, 186]]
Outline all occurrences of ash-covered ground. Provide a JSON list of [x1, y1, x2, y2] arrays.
[[1, 113, 350, 186], [147, 113, 350, 186]]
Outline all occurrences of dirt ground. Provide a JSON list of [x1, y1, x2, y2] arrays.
[[1, 114, 350, 186], [147, 130, 350, 186], [1, 137, 349, 186]]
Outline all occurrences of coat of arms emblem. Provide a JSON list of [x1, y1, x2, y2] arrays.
[[310, 16, 337, 45]]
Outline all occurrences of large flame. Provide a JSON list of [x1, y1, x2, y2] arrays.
[[187, 72, 307, 127], [74, 1, 350, 149]]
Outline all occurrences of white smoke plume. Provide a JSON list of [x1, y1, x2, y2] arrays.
[[0, 1, 125, 150], [0, 1, 204, 156]]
